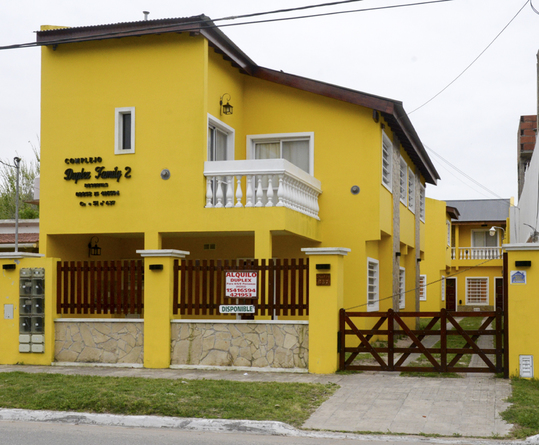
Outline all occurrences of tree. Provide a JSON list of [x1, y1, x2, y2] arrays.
[[0, 148, 40, 220]]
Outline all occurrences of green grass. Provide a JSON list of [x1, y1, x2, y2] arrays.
[[0, 372, 338, 428], [501, 378, 539, 439]]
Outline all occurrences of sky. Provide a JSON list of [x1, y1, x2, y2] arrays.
[[1, 0, 538, 202]]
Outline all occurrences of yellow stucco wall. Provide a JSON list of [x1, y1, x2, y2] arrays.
[[506, 246, 539, 378]]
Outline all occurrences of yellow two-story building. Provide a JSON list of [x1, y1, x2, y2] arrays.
[[36, 15, 439, 326]]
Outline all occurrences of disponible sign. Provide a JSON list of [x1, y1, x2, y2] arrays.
[[219, 305, 255, 314], [225, 271, 258, 299]]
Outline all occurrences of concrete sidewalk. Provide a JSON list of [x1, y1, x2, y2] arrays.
[[0, 364, 514, 438]]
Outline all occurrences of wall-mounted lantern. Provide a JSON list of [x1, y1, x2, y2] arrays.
[[88, 236, 101, 257], [220, 93, 233, 115]]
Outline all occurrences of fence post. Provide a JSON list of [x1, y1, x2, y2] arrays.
[[0, 253, 58, 366], [302, 247, 350, 374], [137, 249, 189, 369]]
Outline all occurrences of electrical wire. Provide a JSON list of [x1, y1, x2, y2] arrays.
[[407, 0, 530, 115], [0, 0, 454, 51], [424, 145, 505, 199], [345, 257, 497, 311]]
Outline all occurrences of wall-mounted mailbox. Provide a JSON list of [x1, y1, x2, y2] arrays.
[[515, 261, 532, 268], [19, 268, 45, 353], [2, 264, 16, 270], [149, 264, 163, 271], [316, 264, 331, 270]]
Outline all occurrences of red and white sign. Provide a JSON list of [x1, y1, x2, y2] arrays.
[[225, 271, 258, 299]]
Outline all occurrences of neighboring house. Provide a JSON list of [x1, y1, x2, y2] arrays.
[[445, 199, 511, 311], [517, 115, 537, 199], [0, 219, 39, 253], [419, 199, 458, 312], [36, 15, 439, 324]]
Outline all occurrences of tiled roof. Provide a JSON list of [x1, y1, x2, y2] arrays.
[[0, 233, 39, 244]]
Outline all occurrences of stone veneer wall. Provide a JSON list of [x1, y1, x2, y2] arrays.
[[170, 321, 309, 369], [55, 320, 144, 365]]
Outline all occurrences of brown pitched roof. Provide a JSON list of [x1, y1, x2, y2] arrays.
[[36, 15, 440, 185]]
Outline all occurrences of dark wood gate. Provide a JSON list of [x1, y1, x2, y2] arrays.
[[339, 308, 507, 377]]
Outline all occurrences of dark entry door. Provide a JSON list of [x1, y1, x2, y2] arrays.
[[446, 277, 456, 311]]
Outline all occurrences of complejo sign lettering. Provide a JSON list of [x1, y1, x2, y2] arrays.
[[225, 271, 257, 299], [219, 305, 255, 314]]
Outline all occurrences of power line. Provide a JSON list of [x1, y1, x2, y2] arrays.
[[345, 257, 496, 311], [408, 0, 530, 115], [0, 0, 454, 51], [425, 144, 505, 199]]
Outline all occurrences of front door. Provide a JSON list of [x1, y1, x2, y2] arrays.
[[446, 277, 457, 311]]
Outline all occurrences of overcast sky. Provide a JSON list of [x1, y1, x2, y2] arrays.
[[1, 0, 538, 202]]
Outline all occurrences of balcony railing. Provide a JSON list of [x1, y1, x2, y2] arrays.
[[451, 247, 502, 260], [203, 159, 322, 220]]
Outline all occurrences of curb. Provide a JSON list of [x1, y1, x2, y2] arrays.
[[0, 408, 525, 444]]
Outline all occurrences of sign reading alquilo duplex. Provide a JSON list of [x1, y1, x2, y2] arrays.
[[63, 157, 131, 208], [225, 271, 258, 299]]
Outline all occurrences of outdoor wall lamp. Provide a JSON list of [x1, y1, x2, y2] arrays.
[[220, 93, 233, 115], [489, 226, 505, 238], [88, 236, 102, 257]]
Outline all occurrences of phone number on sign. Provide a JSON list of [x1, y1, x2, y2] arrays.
[[227, 292, 256, 298]]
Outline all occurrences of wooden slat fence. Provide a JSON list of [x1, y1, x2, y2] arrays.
[[57, 260, 144, 315], [173, 258, 309, 317]]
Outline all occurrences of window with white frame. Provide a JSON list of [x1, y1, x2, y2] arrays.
[[382, 132, 392, 190], [466, 277, 488, 305], [208, 115, 235, 205], [441, 276, 446, 301], [399, 267, 406, 309], [471, 230, 498, 248], [447, 221, 451, 246], [399, 157, 407, 204], [419, 183, 425, 221], [367, 258, 379, 312], [408, 167, 415, 212], [115, 107, 135, 154], [208, 115, 234, 161], [247, 132, 314, 175], [419, 274, 427, 301]]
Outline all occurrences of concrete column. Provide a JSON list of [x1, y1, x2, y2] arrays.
[[137, 249, 189, 368], [144, 231, 162, 250], [254, 229, 272, 260], [0, 253, 57, 366], [302, 247, 350, 374]]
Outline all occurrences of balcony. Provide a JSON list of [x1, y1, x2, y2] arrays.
[[203, 159, 322, 220], [451, 247, 502, 261]]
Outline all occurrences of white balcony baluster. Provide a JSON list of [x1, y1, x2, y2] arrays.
[[204, 159, 322, 219], [235, 176, 243, 208]]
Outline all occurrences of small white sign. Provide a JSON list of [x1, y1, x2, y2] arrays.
[[520, 355, 534, 378], [219, 305, 255, 314], [511, 270, 527, 285], [225, 271, 258, 299]]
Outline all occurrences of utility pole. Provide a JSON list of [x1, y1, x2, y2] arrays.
[[14, 157, 21, 253]]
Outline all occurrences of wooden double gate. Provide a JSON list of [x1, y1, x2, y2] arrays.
[[339, 308, 508, 377]]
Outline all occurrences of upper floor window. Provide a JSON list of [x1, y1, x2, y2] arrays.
[[247, 132, 314, 175], [447, 221, 451, 246], [382, 132, 392, 190], [399, 157, 407, 204], [208, 114, 235, 162], [115, 107, 135, 154], [472, 230, 498, 247], [408, 167, 415, 212]]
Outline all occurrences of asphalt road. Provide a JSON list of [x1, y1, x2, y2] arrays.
[[0, 420, 522, 445]]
